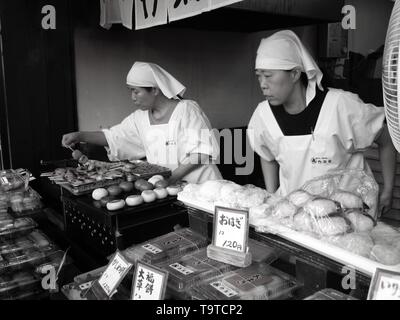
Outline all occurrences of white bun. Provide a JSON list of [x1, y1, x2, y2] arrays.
[[106, 199, 125, 211], [126, 195, 144, 206], [92, 188, 108, 201]]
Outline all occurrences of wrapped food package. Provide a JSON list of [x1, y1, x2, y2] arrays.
[[158, 248, 236, 293], [189, 263, 299, 300], [325, 233, 374, 258], [121, 228, 208, 265], [312, 216, 350, 237], [301, 169, 379, 219], [303, 198, 340, 218], [293, 209, 314, 234], [330, 190, 364, 210], [233, 185, 270, 209], [344, 210, 375, 233], [304, 288, 358, 300], [287, 190, 314, 207], [197, 180, 230, 202], [370, 222, 400, 247], [370, 245, 400, 266]]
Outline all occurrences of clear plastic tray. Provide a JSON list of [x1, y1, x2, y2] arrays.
[[0, 247, 62, 275], [122, 228, 209, 265], [0, 270, 42, 299], [159, 248, 237, 293], [189, 263, 300, 300], [9, 188, 43, 215], [304, 288, 358, 300], [0, 218, 38, 241], [0, 169, 29, 193], [0, 230, 53, 255], [248, 239, 282, 264]]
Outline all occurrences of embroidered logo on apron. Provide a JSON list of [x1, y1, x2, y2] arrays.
[[311, 156, 332, 165]]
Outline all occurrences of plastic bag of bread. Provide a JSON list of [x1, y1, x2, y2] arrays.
[[197, 180, 230, 202], [302, 198, 340, 218], [293, 209, 314, 234], [312, 216, 351, 237], [330, 190, 365, 210], [370, 245, 400, 265], [287, 190, 314, 207], [301, 169, 379, 219], [370, 222, 400, 247], [344, 209, 376, 233], [324, 233, 374, 258], [233, 185, 270, 209]]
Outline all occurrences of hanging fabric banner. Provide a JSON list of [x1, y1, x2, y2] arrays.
[[167, 0, 210, 23], [209, 0, 243, 10], [119, 0, 134, 29], [135, 0, 168, 30], [100, 0, 134, 30], [100, 0, 122, 29]]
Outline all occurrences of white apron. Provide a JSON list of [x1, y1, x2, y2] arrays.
[[140, 106, 221, 184], [263, 90, 374, 196]]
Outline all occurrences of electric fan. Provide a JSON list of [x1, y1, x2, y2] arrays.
[[383, 0, 400, 152]]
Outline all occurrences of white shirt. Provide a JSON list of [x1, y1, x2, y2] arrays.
[[102, 100, 222, 184]]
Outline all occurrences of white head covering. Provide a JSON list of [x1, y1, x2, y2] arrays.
[[126, 61, 186, 99], [255, 30, 324, 105]]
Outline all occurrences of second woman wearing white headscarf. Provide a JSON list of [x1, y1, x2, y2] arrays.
[[62, 61, 222, 184], [248, 30, 396, 215]]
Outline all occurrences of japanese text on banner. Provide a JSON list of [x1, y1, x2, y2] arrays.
[[135, 0, 168, 30]]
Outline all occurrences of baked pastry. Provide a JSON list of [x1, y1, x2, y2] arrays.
[[327, 233, 374, 258], [293, 209, 314, 233], [370, 245, 400, 265], [303, 198, 340, 218], [330, 190, 364, 210], [312, 216, 349, 236], [287, 190, 314, 207], [345, 210, 375, 232]]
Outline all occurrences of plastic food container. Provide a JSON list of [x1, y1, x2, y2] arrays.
[[158, 248, 237, 293], [122, 228, 208, 265], [0, 270, 42, 299], [0, 230, 53, 255], [0, 247, 61, 274], [0, 169, 29, 193], [9, 188, 43, 215], [304, 288, 358, 300], [0, 218, 37, 241], [189, 263, 300, 300]]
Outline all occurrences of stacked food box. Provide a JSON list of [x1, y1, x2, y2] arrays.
[[0, 169, 67, 300]]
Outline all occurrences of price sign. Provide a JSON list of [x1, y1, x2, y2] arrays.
[[97, 252, 132, 297], [368, 268, 400, 300], [135, 0, 168, 30], [213, 206, 249, 254], [131, 262, 168, 300]]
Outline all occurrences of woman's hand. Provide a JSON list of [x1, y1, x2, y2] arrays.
[[62, 132, 81, 148], [379, 188, 393, 216]]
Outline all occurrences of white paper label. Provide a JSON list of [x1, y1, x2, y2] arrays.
[[132, 263, 167, 300], [135, 0, 168, 30], [374, 275, 400, 300], [210, 280, 238, 298], [214, 207, 248, 253], [98, 253, 132, 296], [167, 0, 209, 22], [142, 243, 162, 254], [169, 262, 194, 276]]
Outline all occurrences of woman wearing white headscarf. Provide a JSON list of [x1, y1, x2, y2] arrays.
[[248, 30, 396, 214], [62, 62, 222, 184]]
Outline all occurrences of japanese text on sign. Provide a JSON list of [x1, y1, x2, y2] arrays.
[[368, 269, 400, 300], [214, 207, 249, 253], [98, 252, 132, 296], [132, 262, 168, 300]]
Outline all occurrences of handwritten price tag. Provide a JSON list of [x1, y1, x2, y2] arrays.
[[213, 206, 249, 254], [132, 262, 168, 300], [368, 268, 400, 300], [98, 252, 132, 297]]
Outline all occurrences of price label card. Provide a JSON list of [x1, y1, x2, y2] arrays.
[[213, 206, 249, 254], [132, 262, 168, 300], [98, 252, 132, 297], [368, 268, 400, 300]]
